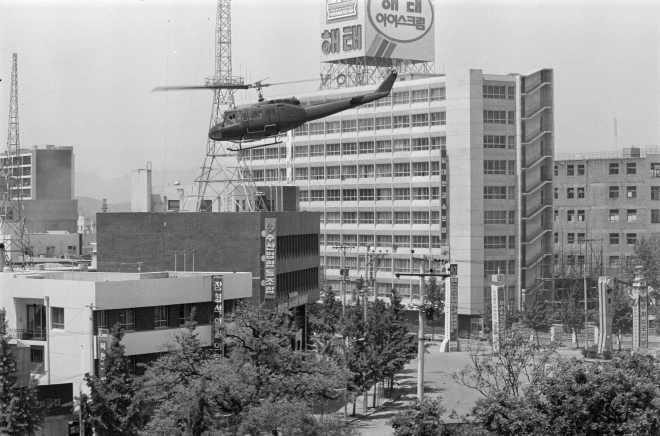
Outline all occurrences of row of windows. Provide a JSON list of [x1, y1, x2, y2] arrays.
[[248, 137, 446, 160], [484, 160, 516, 175], [554, 187, 585, 199], [484, 260, 516, 275], [484, 236, 516, 249], [301, 87, 446, 108], [483, 85, 515, 100], [553, 208, 660, 223], [322, 211, 442, 225], [94, 303, 213, 331], [322, 234, 444, 249], [554, 162, 650, 176], [287, 162, 441, 180], [556, 185, 660, 200], [554, 232, 638, 246], [300, 187, 443, 202], [484, 210, 516, 224], [483, 110, 515, 125], [484, 186, 517, 200], [324, 256, 434, 273], [484, 135, 516, 149], [609, 186, 637, 199], [292, 112, 446, 136]]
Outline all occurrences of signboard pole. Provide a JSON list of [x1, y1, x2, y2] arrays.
[[439, 263, 458, 353], [264, 218, 277, 300], [491, 274, 506, 352], [630, 266, 649, 352], [212, 276, 224, 355]]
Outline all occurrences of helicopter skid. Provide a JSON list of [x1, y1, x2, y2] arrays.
[[227, 137, 282, 152]]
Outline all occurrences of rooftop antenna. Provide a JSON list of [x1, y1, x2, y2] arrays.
[[613, 115, 618, 152], [1, 53, 30, 270]]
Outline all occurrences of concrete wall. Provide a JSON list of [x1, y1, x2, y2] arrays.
[[28, 233, 81, 258], [34, 148, 73, 201], [24, 199, 78, 234]]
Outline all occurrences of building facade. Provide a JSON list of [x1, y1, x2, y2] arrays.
[[0, 145, 78, 233], [0, 270, 251, 436], [553, 147, 660, 280], [243, 68, 554, 326]]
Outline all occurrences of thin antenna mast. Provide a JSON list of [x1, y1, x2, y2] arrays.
[[193, 0, 266, 212], [2, 53, 30, 269]]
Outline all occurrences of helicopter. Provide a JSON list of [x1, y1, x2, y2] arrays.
[[154, 70, 397, 151]]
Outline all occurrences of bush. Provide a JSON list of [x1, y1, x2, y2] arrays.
[[602, 349, 612, 360]]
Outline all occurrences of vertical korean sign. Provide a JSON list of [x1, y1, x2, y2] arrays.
[[440, 264, 458, 352], [97, 328, 110, 380], [286, 131, 293, 185], [212, 275, 223, 354], [491, 282, 506, 352], [264, 218, 277, 300], [441, 148, 448, 241]]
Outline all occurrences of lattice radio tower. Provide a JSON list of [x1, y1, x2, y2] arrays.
[[193, 0, 265, 212], [1, 53, 30, 267]]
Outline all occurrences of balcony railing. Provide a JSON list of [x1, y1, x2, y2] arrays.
[[523, 125, 552, 143], [525, 226, 548, 243], [524, 176, 551, 194], [8, 329, 46, 341], [524, 149, 551, 168], [523, 100, 552, 119]]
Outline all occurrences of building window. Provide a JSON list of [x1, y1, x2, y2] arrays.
[[376, 140, 392, 153], [294, 145, 308, 158], [326, 166, 341, 179], [554, 210, 558, 221], [411, 89, 428, 103], [554, 232, 559, 244], [484, 211, 507, 224], [483, 135, 506, 149], [652, 186, 660, 200], [294, 168, 308, 181], [51, 307, 64, 330], [359, 212, 375, 224], [483, 85, 506, 99], [394, 188, 410, 200], [393, 91, 409, 105], [432, 187, 440, 199], [609, 186, 619, 199], [326, 212, 340, 224], [430, 112, 446, 126], [310, 144, 324, 156], [609, 163, 619, 175], [567, 165, 574, 176], [412, 211, 429, 224], [411, 113, 429, 127], [358, 189, 374, 201], [265, 148, 278, 159], [326, 190, 340, 201], [154, 306, 168, 328], [394, 163, 410, 177], [294, 123, 308, 135], [376, 212, 392, 224], [484, 186, 507, 200], [567, 233, 575, 245], [393, 139, 410, 152], [341, 120, 357, 133], [310, 167, 324, 180], [358, 165, 374, 178], [578, 164, 585, 175], [412, 138, 429, 151], [567, 210, 575, 222], [394, 212, 410, 224], [509, 211, 515, 224], [567, 188, 574, 199], [309, 122, 324, 135], [609, 209, 619, 221], [484, 160, 508, 175], [377, 235, 392, 246], [508, 111, 515, 125], [326, 143, 341, 156], [610, 233, 619, 245], [310, 190, 324, 201], [554, 188, 558, 199], [430, 87, 446, 101], [578, 187, 585, 199], [342, 165, 358, 179], [578, 210, 585, 221], [627, 233, 637, 245], [627, 162, 637, 174], [610, 256, 620, 269], [412, 236, 429, 248], [653, 210, 660, 224], [484, 236, 507, 249], [508, 86, 515, 100], [431, 211, 440, 224], [393, 115, 410, 128], [554, 165, 559, 176], [119, 308, 135, 331], [651, 163, 660, 177], [412, 187, 430, 200], [29, 347, 43, 363], [376, 189, 392, 200], [375, 117, 391, 130], [627, 186, 637, 198], [430, 136, 446, 149], [483, 110, 506, 124], [326, 121, 340, 134], [342, 189, 357, 201], [342, 212, 357, 224], [342, 142, 357, 155], [627, 209, 637, 222], [578, 233, 585, 244], [376, 164, 392, 178], [358, 118, 374, 131]]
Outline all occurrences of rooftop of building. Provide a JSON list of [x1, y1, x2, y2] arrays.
[[3, 270, 247, 282], [555, 146, 660, 162]]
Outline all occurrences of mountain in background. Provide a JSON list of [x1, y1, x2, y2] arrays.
[[76, 196, 131, 216], [75, 167, 200, 205]]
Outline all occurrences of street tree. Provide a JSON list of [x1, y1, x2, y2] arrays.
[[521, 291, 551, 346], [388, 397, 447, 436], [556, 289, 585, 348], [0, 309, 44, 435], [611, 286, 633, 350], [625, 234, 660, 291], [81, 324, 146, 435]]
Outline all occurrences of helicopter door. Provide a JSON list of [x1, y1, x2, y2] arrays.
[[263, 107, 280, 135], [247, 109, 267, 132]]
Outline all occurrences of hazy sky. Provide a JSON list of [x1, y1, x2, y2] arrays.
[[1, 0, 658, 181]]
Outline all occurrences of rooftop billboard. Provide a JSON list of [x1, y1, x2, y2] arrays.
[[320, 0, 435, 63]]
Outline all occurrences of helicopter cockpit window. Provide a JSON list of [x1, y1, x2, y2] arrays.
[[250, 110, 263, 120], [224, 112, 237, 125], [241, 111, 249, 121]]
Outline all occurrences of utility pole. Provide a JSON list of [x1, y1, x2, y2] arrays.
[[332, 244, 353, 318], [396, 258, 449, 401]]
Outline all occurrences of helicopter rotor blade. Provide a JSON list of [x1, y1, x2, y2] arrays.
[[152, 84, 250, 92], [263, 78, 321, 87]]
